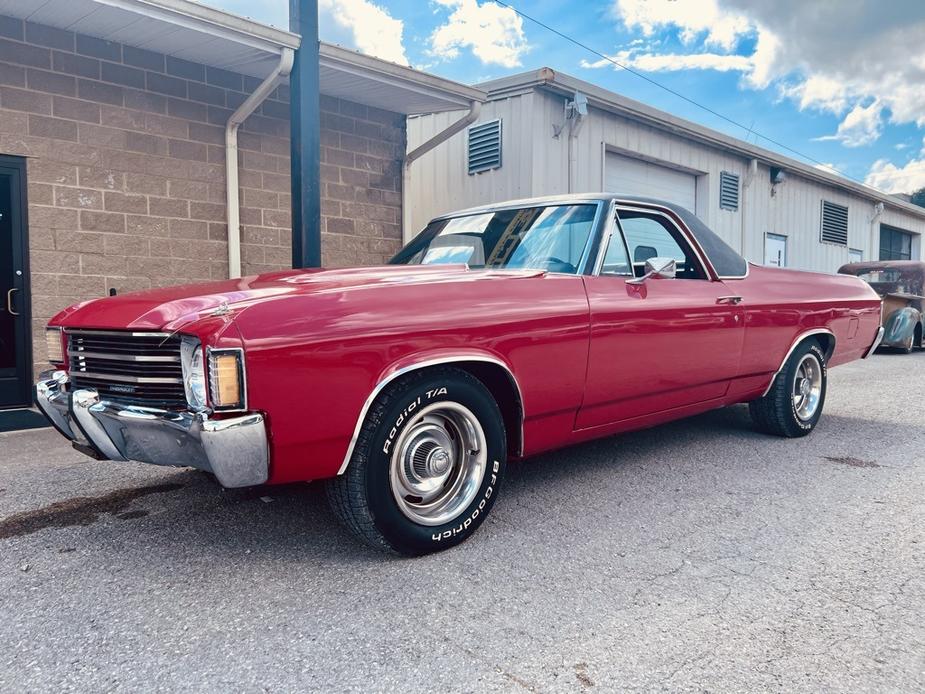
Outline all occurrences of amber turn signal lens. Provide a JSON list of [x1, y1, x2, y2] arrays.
[[45, 327, 64, 364], [210, 353, 241, 408]]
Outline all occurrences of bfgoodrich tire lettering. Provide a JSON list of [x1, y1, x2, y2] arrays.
[[327, 367, 507, 555], [749, 341, 828, 438]]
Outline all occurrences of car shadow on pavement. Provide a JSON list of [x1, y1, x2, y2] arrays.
[[4, 404, 915, 563]]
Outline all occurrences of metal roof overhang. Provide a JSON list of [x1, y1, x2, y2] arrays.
[[3, 0, 484, 113], [0, 0, 300, 77], [319, 43, 484, 115]]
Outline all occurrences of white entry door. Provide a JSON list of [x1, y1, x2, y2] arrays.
[[764, 233, 787, 267], [605, 152, 697, 214]]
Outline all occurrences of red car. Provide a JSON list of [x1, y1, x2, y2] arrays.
[[36, 195, 883, 554]]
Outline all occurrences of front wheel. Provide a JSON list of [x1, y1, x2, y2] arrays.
[[749, 341, 827, 438], [327, 367, 507, 555]]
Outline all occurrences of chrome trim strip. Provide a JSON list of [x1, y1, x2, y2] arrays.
[[68, 371, 183, 385], [609, 198, 750, 281], [760, 328, 836, 397], [338, 355, 525, 475], [430, 194, 610, 221], [576, 201, 607, 276], [863, 326, 885, 359], [67, 349, 181, 363], [65, 329, 174, 339], [591, 200, 634, 277], [606, 204, 717, 281]]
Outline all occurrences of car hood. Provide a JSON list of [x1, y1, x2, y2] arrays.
[[50, 265, 543, 331]]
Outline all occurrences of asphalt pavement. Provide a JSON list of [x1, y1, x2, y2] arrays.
[[1, 351, 923, 692]]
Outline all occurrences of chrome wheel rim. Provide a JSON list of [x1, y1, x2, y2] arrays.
[[792, 354, 823, 421], [389, 402, 487, 526]]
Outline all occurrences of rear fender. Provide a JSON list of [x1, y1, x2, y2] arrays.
[[883, 307, 922, 348]]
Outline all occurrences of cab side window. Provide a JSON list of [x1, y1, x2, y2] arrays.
[[618, 212, 706, 280]]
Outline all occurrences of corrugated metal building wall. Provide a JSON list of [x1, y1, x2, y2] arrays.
[[407, 73, 925, 273]]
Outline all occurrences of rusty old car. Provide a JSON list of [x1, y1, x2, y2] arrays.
[[36, 195, 883, 554], [839, 261, 924, 354]]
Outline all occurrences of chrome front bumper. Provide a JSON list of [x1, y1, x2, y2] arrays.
[[34, 370, 268, 488], [863, 326, 885, 358]]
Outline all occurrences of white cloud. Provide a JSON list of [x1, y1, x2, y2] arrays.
[[605, 0, 925, 149], [614, 0, 751, 51], [319, 0, 408, 65], [865, 157, 925, 194], [814, 100, 884, 148], [581, 49, 751, 73], [429, 0, 529, 68], [778, 76, 850, 114]]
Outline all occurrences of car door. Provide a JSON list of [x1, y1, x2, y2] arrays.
[[576, 207, 745, 430]]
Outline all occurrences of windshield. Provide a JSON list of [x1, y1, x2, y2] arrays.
[[390, 204, 598, 274]]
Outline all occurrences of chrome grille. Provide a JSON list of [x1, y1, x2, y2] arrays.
[[67, 330, 187, 408]]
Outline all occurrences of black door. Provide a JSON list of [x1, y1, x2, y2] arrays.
[[0, 156, 31, 409]]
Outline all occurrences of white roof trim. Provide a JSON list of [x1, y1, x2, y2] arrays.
[[93, 0, 300, 53], [480, 68, 925, 221], [319, 43, 484, 113]]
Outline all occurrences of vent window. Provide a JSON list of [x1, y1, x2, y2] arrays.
[[719, 171, 739, 211], [467, 119, 502, 174], [820, 200, 848, 246]]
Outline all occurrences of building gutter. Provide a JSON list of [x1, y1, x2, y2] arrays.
[[225, 47, 295, 279], [402, 100, 482, 243]]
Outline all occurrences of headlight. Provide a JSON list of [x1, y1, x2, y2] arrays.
[[45, 327, 64, 365], [208, 349, 245, 411], [180, 338, 207, 411]]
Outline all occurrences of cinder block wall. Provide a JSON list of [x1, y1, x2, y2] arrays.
[[0, 16, 405, 377], [319, 95, 404, 267]]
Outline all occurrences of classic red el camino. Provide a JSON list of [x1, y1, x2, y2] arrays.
[[36, 195, 883, 554]]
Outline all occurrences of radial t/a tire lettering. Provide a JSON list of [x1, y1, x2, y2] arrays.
[[326, 367, 507, 555]]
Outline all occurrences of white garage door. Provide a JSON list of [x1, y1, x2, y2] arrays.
[[605, 152, 697, 214]]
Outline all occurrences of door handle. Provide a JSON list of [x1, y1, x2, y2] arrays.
[[6, 288, 19, 316], [716, 295, 743, 305]]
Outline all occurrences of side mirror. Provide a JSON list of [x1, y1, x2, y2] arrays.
[[627, 257, 676, 285]]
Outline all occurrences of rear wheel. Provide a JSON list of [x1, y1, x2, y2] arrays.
[[327, 367, 506, 555], [749, 341, 827, 438]]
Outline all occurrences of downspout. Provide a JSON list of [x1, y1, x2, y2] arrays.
[[870, 201, 884, 260], [225, 47, 295, 279], [567, 112, 585, 194], [402, 100, 482, 243], [740, 158, 758, 258]]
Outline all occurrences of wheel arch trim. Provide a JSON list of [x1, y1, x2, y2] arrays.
[[338, 354, 525, 475], [761, 328, 836, 398]]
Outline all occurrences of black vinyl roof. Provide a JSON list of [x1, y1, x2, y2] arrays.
[[614, 196, 749, 279]]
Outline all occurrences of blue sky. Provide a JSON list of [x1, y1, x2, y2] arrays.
[[209, 0, 925, 195]]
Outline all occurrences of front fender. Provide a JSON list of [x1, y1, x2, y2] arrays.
[[882, 307, 922, 348]]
